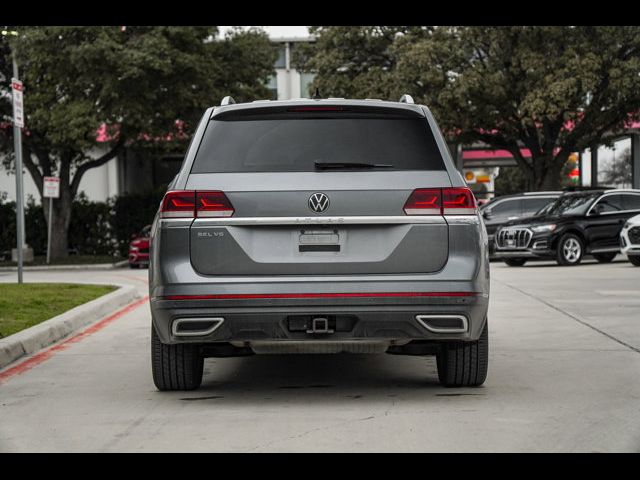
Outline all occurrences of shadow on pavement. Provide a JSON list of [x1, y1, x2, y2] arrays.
[[173, 354, 487, 403]]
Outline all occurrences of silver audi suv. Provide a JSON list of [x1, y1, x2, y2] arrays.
[[148, 95, 490, 390]]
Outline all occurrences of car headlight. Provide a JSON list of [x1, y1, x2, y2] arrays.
[[531, 224, 557, 233]]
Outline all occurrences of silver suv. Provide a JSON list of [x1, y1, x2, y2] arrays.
[[149, 96, 490, 390]]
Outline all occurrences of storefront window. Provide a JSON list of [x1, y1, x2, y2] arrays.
[[299, 73, 315, 98], [597, 138, 632, 188], [274, 45, 286, 69], [266, 75, 278, 100]]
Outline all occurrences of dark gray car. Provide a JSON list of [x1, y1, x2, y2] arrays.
[[148, 96, 490, 390]]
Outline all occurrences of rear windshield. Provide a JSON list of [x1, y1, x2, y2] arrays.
[[191, 117, 446, 173]]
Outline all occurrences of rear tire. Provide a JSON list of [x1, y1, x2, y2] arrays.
[[593, 252, 617, 263], [556, 233, 584, 266], [629, 255, 640, 266], [151, 325, 204, 391], [503, 258, 527, 267], [437, 320, 488, 387]]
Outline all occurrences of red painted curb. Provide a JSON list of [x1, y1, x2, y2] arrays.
[[0, 295, 149, 385]]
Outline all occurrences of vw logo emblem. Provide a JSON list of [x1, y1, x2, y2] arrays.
[[308, 192, 330, 213]]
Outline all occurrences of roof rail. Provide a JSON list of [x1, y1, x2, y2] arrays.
[[399, 94, 414, 104], [221, 96, 236, 106], [562, 186, 613, 192]]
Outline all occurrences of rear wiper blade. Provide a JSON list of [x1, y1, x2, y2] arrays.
[[314, 161, 394, 169]]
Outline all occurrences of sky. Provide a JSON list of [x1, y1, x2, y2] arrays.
[[218, 26, 310, 38]]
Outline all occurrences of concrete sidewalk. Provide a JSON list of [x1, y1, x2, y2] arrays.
[[0, 284, 141, 369]]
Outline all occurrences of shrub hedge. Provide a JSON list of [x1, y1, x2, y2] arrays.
[[0, 189, 164, 259]]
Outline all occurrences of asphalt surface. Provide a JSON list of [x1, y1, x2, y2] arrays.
[[1, 258, 639, 452]]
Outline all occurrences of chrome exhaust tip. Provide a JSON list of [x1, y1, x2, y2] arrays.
[[415, 315, 468, 333], [172, 317, 224, 337]]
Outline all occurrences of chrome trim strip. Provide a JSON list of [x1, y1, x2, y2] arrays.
[[444, 214, 479, 224], [415, 314, 468, 333], [588, 208, 640, 217], [172, 317, 224, 337], [192, 215, 447, 226]]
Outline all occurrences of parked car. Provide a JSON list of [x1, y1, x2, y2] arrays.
[[128, 225, 151, 268], [620, 213, 640, 266], [148, 95, 490, 391], [494, 188, 640, 266], [480, 191, 561, 256]]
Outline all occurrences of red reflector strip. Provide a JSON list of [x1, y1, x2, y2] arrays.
[[161, 292, 482, 300]]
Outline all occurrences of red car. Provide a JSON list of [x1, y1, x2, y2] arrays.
[[129, 225, 151, 268]]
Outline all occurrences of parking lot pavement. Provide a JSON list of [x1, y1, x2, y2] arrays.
[[1, 259, 639, 452]]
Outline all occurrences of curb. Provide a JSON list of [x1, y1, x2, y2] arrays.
[[0, 284, 142, 370], [0, 262, 128, 272]]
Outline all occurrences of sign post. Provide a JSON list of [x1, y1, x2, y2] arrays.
[[43, 177, 60, 265], [11, 67, 25, 283]]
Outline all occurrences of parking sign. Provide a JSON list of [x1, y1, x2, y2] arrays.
[[11, 78, 24, 129], [43, 176, 60, 198]]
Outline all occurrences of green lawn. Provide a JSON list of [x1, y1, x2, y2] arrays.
[[0, 283, 116, 339]]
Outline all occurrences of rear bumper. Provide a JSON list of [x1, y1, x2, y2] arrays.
[[150, 293, 489, 346], [129, 251, 149, 264], [149, 214, 490, 349]]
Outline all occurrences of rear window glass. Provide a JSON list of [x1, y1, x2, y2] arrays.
[[191, 117, 445, 173]]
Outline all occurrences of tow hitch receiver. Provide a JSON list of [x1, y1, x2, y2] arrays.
[[306, 317, 334, 334]]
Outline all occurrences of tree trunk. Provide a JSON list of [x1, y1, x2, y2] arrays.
[[48, 186, 73, 259], [528, 153, 564, 191]]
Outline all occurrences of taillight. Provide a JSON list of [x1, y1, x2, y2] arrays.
[[160, 191, 196, 218], [404, 187, 476, 215], [442, 187, 476, 215], [160, 190, 234, 218], [403, 189, 442, 215], [196, 191, 234, 217]]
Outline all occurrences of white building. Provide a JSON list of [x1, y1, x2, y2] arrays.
[[268, 37, 316, 101]]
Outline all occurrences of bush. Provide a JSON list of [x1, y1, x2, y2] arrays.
[[69, 193, 116, 256], [111, 187, 165, 256], [0, 189, 165, 259], [0, 196, 16, 260]]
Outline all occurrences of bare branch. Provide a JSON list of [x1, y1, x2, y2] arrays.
[[70, 140, 124, 195]]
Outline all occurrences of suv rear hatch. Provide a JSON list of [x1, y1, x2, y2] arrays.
[[184, 105, 453, 276]]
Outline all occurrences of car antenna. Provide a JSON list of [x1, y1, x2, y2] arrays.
[[312, 87, 322, 100]]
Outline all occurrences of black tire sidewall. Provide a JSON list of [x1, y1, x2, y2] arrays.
[[593, 252, 617, 263], [629, 255, 640, 266], [504, 258, 527, 267]]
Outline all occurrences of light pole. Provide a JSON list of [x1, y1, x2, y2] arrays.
[[2, 29, 25, 284]]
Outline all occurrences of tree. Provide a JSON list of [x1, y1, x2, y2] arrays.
[[299, 26, 640, 190], [0, 26, 276, 258]]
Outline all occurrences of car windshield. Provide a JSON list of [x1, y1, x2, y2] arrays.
[[534, 202, 554, 215], [545, 193, 599, 216]]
